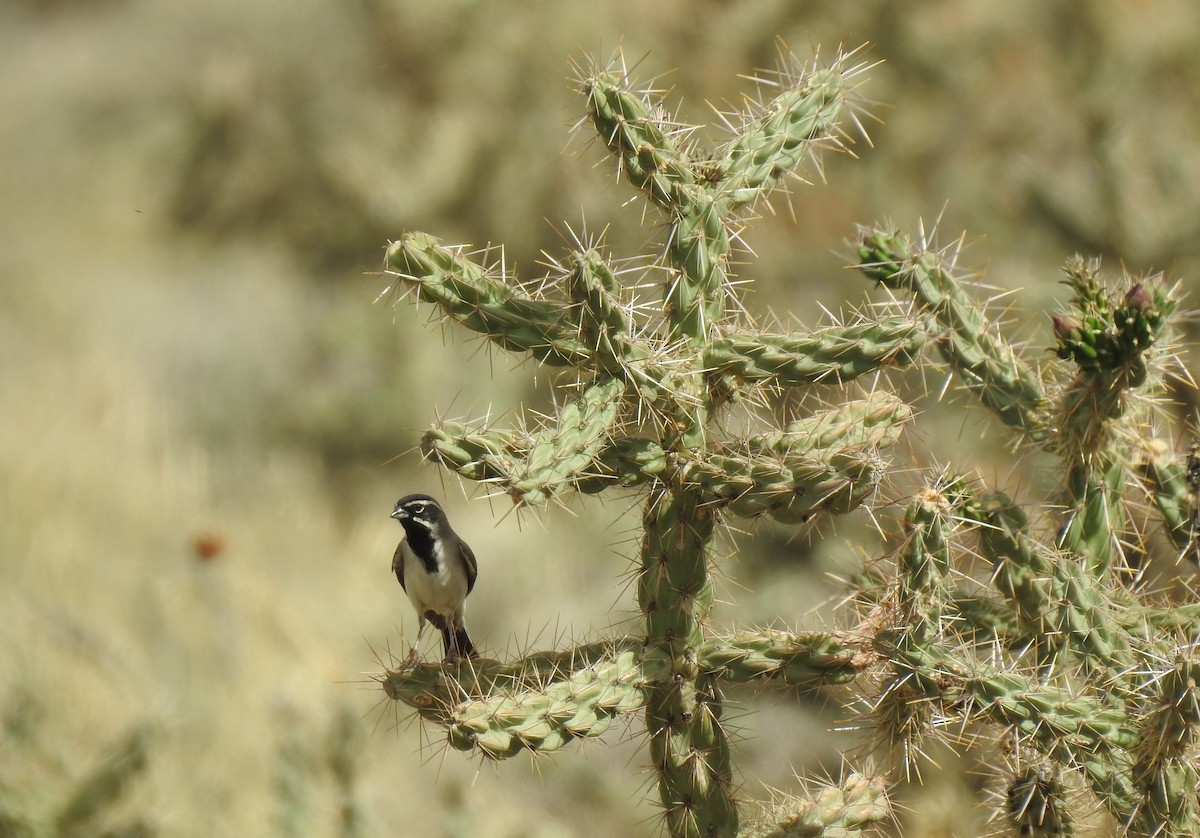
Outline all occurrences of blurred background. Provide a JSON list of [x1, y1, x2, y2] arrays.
[[3, 1, 1199, 835]]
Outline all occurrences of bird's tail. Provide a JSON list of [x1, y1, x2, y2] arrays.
[[441, 624, 478, 661]]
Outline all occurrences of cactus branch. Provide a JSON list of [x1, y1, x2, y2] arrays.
[[387, 232, 589, 366], [639, 486, 737, 836], [856, 227, 1050, 440], [507, 378, 627, 506], [1137, 437, 1198, 560], [704, 318, 926, 387], [739, 773, 890, 838]]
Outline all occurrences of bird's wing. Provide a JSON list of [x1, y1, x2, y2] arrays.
[[391, 541, 406, 591], [461, 540, 478, 595]]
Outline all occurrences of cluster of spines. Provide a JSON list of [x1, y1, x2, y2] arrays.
[[1005, 765, 1074, 838]]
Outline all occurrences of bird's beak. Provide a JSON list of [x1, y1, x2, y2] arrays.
[[390, 507, 407, 521]]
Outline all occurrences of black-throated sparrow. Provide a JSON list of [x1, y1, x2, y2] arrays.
[[390, 494, 479, 663]]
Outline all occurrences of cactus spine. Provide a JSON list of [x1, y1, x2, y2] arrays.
[[379, 42, 1196, 838]]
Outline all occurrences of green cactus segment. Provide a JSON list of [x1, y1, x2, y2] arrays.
[[971, 487, 1133, 672], [948, 594, 1022, 641], [640, 487, 738, 837], [445, 648, 645, 758], [705, 318, 926, 387], [1138, 438, 1197, 559], [580, 69, 696, 215], [1050, 555, 1135, 676], [897, 488, 954, 612], [696, 415, 902, 523], [381, 631, 871, 761], [1130, 658, 1200, 836], [870, 483, 956, 766], [576, 436, 669, 492], [387, 232, 587, 366], [1049, 262, 1178, 577], [382, 642, 634, 708], [856, 228, 1049, 440], [757, 393, 911, 457], [1050, 259, 1179, 579], [381, 643, 646, 759], [421, 423, 526, 484], [700, 630, 873, 687], [738, 774, 890, 838], [507, 378, 626, 505], [952, 590, 1200, 649], [1133, 765, 1200, 838], [667, 201, 735, 342], [1057, 460, 1126, 579], [567, 249, 633, 336], [970, 491, 1055, 642], [424, 418, 672, 500], [890, 637, 1141, 812], [1145, 603, 1200, 635], [638, 484, 713, 693], [581, 68, 725, 341], [1052, 257, 1176, 382], [721, 68, 851, 210], [566, 248, 651, 373], [1006, 768, 1073, 838], [689, 445, 883, 524]]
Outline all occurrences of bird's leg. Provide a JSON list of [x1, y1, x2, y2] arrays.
[[407, 616, 427, 665], [442, 613, 477, 663], [440, 623, 458, 664]]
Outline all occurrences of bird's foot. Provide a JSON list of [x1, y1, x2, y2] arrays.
[[442, 649, 478, 666], [405, 645, 421, 667]]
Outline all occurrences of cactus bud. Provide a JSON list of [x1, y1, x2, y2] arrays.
[[1123, 282, 1152, 311], [1050, 314, 1078, 343]]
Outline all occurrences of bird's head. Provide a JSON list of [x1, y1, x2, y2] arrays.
[[391, 494, 444, 531]]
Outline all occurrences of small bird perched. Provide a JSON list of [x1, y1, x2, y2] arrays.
[[390, 494, 479, 664]]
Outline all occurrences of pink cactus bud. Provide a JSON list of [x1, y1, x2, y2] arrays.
[[1124, 283, 1152, 310], [1051, 314, 1077, 341]]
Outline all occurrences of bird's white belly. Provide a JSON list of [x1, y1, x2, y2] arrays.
[[404, 545, 467, 618]]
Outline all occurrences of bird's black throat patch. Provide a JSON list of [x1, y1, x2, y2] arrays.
[[404, 524, 441, 575]]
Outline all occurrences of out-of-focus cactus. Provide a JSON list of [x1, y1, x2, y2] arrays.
[[855, 230, 1193, 835], [0, 724, 157, 838], [377, 43, 1196, 837]]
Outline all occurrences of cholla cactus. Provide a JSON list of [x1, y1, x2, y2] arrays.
[[377, 43, 1196, 838]]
